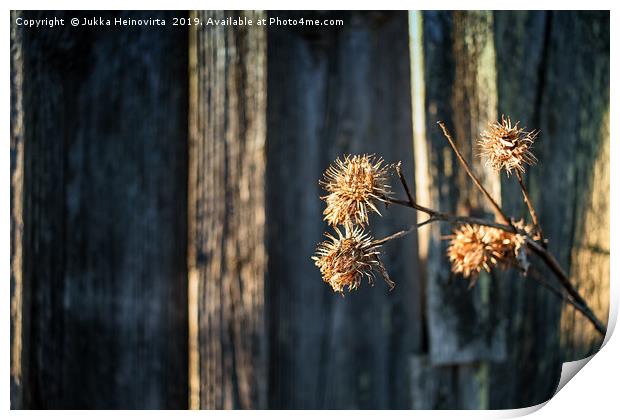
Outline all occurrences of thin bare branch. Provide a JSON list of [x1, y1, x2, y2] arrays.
[[525, 238, 606, 335], [373, 218, 434, 246], [527, 266, 569, 302], [374, 201, 607, 336], [385, 197, 525, 235], [437, 121, 513, 228], [516, 171, 544, 241], [527, 266, 605, 335], [385, 197, 436, 214], [395, 164, 415, 208]]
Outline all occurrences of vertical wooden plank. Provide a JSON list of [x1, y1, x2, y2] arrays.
[[491, 11, 560, 408], [267, 11, 420, 409], [418, 10, 505, 409], [188, 10, 267, 409], [543, 12, 609, 361], [10, 10, 28, 409], [420, 8, 502, 373], [408, 12, 455, 410], [490, 11, 608, 408], [19, 11, 189, 408], [563, 109, 609, 359], [410, 356, 456, 409], [409, 11, 431, 352], [422, 11, 506, 368], [266, 15, 334, 408]]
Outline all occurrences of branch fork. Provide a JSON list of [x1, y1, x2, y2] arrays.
[[375, 121, 606, 336]]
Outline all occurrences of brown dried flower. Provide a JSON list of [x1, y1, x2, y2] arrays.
[[312, 225, 394, 294], [320, 154, 394, 227], [479, 116, 538, 175], [446, 224, 528, 279], [447, 225, 498, 278]]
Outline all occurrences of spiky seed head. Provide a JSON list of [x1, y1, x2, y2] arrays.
[[312, 225, 394, 294], [320, 154, 394, 227], [447, 224, 498, 278], [479, 115, 538, 175], [446, 224, 529, 279], [484, 226, 527, 268]]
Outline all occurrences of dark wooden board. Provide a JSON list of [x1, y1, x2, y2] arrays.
[[266, 11, 421, 409], [16, 11, 189, 408]]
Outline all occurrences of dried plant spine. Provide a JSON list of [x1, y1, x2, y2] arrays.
[[479, 115, 538, 175], [312, 225, 394, 294], [446, 223, 528, 280], [320, 154, 394, 227]]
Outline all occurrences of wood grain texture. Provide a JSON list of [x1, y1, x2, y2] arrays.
[[489, 10, 565, 408], [409, 355, 455, 409], [18, 11, 189, 408], [490, 11, 609, 408], [490, 10, 556, 409], [421, 11, 506, 369], [10, 9, 608, 410], [266, 11, 421, 409], [188, 10, 268, 409], [11, 10, 28, 410], [541, 12, 609, 361]]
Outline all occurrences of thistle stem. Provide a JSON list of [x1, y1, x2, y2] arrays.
[[395, 165, 420, 211], [375, 123, 605, 335], [516, 171, 544, 241], [373, 217, 437, 246], [385, 197, 525, 235], [437, 121, 513, 228], [526, 238, 606, 335], [527, 266, 569, 302], [376, 215, 606, 335], [381, 193, 607, 336], [527, 266, 599, 328]]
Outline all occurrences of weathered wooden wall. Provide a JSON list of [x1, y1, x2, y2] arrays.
[[10, 9, 609, 410], [266, 11, 421, 409], [188, 10, 268, 409], [12, 11, 190, 408]]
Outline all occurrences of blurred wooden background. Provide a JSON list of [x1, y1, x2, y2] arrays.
[[10, 10, 609, 409]]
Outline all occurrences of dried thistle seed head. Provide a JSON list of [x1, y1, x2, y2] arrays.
[[447, 224, 499, 278], [446, 224, 528, 279], [483, 226, 526, 268], [479, 115, 538, 175], [312, 225, 394, 294], [320, 154, 394, 226]]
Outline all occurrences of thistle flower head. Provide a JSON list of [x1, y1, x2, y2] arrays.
[[447, 225, 499, 278], [320, 154, 394, 227], [446, 224, 528, 279], [479, 116, 538, 175], [312, 225, 394, 294]]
